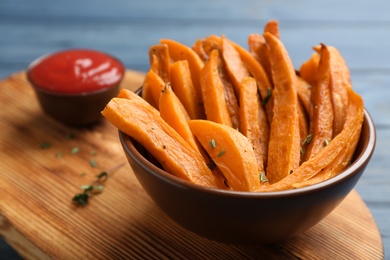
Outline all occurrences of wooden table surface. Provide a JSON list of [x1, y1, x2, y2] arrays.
[[1, 0, 388, 258]]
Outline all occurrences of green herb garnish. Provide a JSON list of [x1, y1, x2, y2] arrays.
[[80, 184, 104, 194], [209, 139, 217, 149], [72, 193, 89, 206], [70, 146, 80, 155], [302, 134, 313, 145], [217, 150, 226, 157], [89, 159, 97, 168], [262, 88, 272, 105], [96, 171, 108, 181], [73, 172, 108, 207], [80, 184, 94, 192], [259, 172, 269, 183]]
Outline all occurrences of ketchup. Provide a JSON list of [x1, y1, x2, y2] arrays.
[[28, 49, 125, 94]]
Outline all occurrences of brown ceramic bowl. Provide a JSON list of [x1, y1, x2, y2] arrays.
[[119, 90, 376, 244], [27, 49, 125, 127]]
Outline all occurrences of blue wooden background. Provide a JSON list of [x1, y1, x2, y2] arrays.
[[1, 0, 389, 258]]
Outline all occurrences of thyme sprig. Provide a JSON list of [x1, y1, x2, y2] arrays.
[[72, 171, 109, 207]]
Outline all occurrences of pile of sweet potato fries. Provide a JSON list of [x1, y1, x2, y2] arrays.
[[102, 20, 364, 192]]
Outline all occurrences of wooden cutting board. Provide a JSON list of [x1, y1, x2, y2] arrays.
[[0, 71, 384, 259]]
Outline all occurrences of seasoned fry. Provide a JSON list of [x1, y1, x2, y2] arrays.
[[298, 101, 309, 163], [221, 36, 251, 97], [102, 95, 222, 188], [228, 37, 274, 123], [198, 35, 240, 128], [141, 69, 165, 109], [328, 46, 351, 136], [296, 76, 312, 115], [148, 44, 171, 83], [201, 35, 221, 56], [239, 77, 269, 174], [264, 32, 301, 183], [221, 72, 241, 129], [299, 52, 320, 87], [248, 34, 264, 63], [189, 119, 262, 191], [313, 45, 351, 136], [160, 39, 204, 109], [264, 20, 280, 39], [149, 55, 159, 77], [191, 39, 208, 61], [248, 34, 273, 86], [118, 88, 152, 107], [170, 60, 205, 119], [159, 83, 193, 141], [199, 50, 233, 127], [304, 44, 334, 161]]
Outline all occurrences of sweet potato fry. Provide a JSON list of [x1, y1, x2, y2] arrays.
[[102, 95, 222, 188], [159, 83, 191, 129], [299, 52, 320, 87], [118, 88, 152, 107], [258, 88, 364, 191], [221, 36, 250, 97], [296, 76, 312, 115], [263, 32, 301, 183], [170, 60, 205, 119], [248, 34, 273, 86], [264, 20, 280, 39], [328, 46, 351, 136], [201, 35, 221, 55], [149, 54, 159, 76], [239, 77, 269, 173], [298, 101, 309, 163], [248, 34, 264, 63], [228, 37, 274, 123], [189, 119, 262, 191], [313, 45, 351, 136], [148, 44, 171, 83], [220, 70, 241, 129], [199, 36, 240, 128], [159, 82, 206, 156], [160, 39, 204, 109], [199, 50, 233, 127], [304, 44, 334, 161], [191, 39, 208, 62], [141, 69, 165, 109]]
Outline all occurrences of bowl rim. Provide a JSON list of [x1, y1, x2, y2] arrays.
[[119, 108, 376, 198], [26, 48, 125, 97]]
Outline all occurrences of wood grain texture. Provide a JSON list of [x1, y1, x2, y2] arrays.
[[0, 72, 384, 259]]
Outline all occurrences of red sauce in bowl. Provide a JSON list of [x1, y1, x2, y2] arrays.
[[28, 49, 125, 94]]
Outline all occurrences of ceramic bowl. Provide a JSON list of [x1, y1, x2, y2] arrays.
[[119, 90, 376, 244], [27, 49, 125, 127]]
